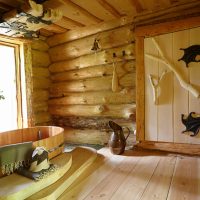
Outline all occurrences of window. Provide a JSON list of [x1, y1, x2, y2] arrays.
[[0, 40, 27, 132]]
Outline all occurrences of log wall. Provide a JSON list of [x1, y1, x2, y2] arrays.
[[31, 39, 52, 125], [48, 24, 136, 145]]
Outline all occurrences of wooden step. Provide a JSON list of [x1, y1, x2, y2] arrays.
[[26, 146, 97, 200], [0, 153, 72, 200]]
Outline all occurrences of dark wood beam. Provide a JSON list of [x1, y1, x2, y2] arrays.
[[0, 2, 13, 11]]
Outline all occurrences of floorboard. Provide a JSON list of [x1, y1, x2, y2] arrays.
[[57, 147, 200, 200]]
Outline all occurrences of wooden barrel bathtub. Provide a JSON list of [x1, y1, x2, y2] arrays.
[[0, 126, 64, 177], [0, 126, 64, 159]]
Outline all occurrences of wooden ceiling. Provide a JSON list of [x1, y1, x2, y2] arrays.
[[0, 0, 199, 37]]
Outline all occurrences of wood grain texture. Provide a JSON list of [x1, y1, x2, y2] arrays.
[[188, 27, 200, 144], [136, 36, 145, 141], [63, 127, 136, 145], [49, 104, 136, 118], [50, 73, 134, 95], [55, 16, 85, 30], [136, 141, 200, 156], [135, 15, 200, 37], [31, 49, 50, 68], [156, 34, 173, 142], [167, 156, 200, 200], [34, 112, 51, 124], [110, 154, 161, 200], [135, 1, 200, 27], [172, 30, 189, 144], [139, 156, 176, 200], [139, 20, 200, 150], [33, 90, 49, 102], [58, 148, 125, 200], [23, 44, 34, 127], [33, 77, 51, 89], [47, 16, 134, 46], [49, 29, 134, 61], [144, 37, 158, 141], [58, 147, 200, 200], [49, 45, 134, 73], [50, 60, 135, 82], [49, 89, 135, 105], [31, 39, 49, 51], [32, 67, 50, 78]]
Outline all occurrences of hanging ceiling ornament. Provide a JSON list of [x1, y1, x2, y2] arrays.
[[0, 0, 62, 38]]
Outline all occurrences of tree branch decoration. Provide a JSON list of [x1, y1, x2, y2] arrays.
[[145, 38, 200, 99], [149, 70, 168, 105]]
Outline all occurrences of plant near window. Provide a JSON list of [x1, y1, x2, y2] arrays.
[[0, 90, 5, 100]]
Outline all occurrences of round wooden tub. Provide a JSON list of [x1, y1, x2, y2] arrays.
[[0, 126, 64, 159], [0, 126, 64, 177]]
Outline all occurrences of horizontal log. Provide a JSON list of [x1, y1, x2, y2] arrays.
[[47, 16, 134, 46], [64, 128, 136, 146], [42, 23, 67, 34], [49, 88, 135, 105], [64, 128, 108, 145], [48, 25, 134, 61], [31, 39, 49, 51], [34, 112, 51, 124], [105, 43, 135, 62], [53, 116, 136, 131], [51, 60, 135, 82], [33, 89, 49, 102], [33, 101, 48, 113], [49, 51, 106, 72], [120, 73, 135, 87], [32, 67, 50, 77], [33, 77, 51, 89], [50, 73, 135, 95], [49, 43, 135, 72], [49, 104, 136, 118], [32, 50, 50, 68], [39, 28, 54, 37]]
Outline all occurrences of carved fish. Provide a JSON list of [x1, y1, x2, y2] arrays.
[[181, 112, 200, 137], [178, 45, 200, 67]]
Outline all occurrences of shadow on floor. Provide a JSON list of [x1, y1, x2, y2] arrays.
[[64, 143, 105, 152]]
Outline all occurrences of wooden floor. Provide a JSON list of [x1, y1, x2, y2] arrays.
[[58, 147, 200, 200]]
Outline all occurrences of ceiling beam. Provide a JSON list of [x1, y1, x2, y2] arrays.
[[129, 0, 144, 13], [39, 28, 54, 37], [96, 0, 122, 18], [0, 2, 13, 11], [62, 16, 85, 27], [42, 23, 68, 33], [59, 0, 103, 23]]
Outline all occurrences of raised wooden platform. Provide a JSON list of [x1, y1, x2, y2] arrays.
[[1, 147, 199, 200], [0, 147, 97, 200], [58, 147, 200, 200]]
